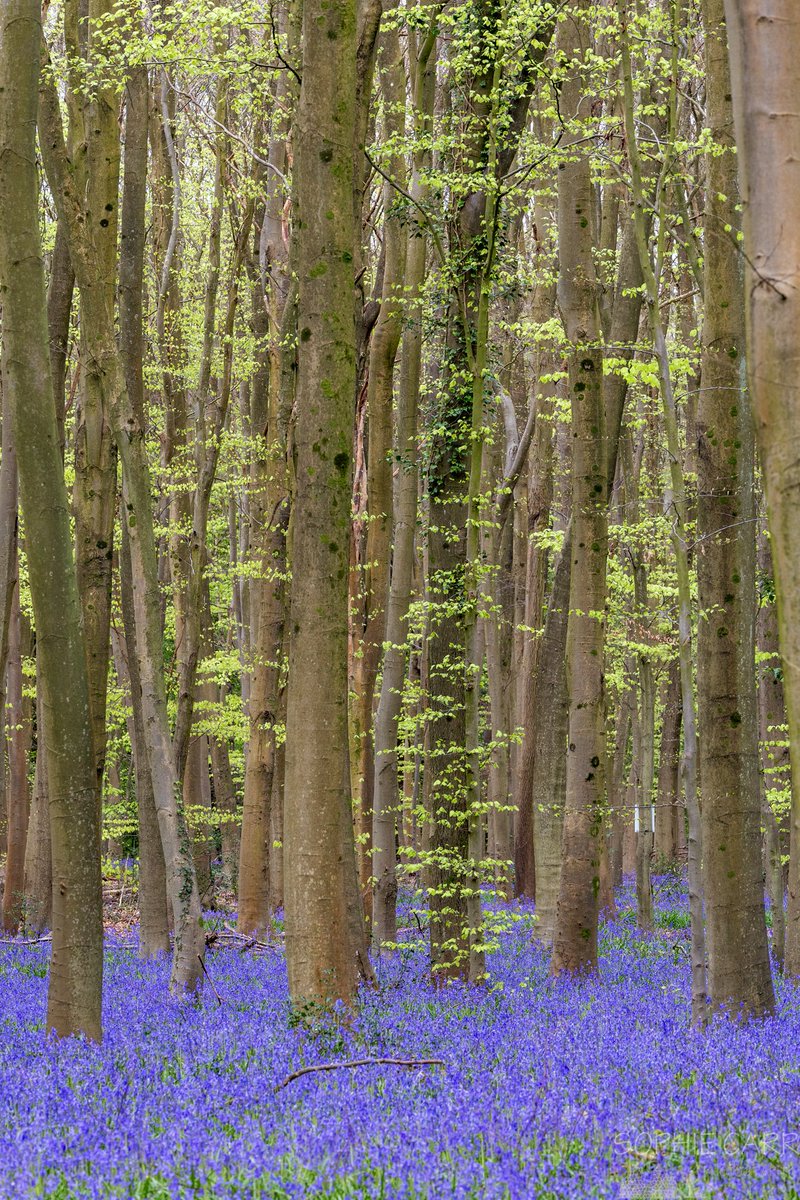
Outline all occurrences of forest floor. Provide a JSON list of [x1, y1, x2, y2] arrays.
[[0, 876, 797, 1199]]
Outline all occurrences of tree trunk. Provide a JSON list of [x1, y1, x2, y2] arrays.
[[757, 534, 789, 971], [118, 61, 171, 959], [723, 0, 800, 980], [354, 15, 407, 915], [372, 18, 436, 948], [3, 579, 31, 934], [211, 729, 239, 895], [238, 52, 293, 936], [0, 0, 103, 1036], [24, 691, 52, 935], [112, 619, 170, 955], [609, 689, 632, 887], [618, 0, 707, 1021], [530, 537, 571, 945], [0, 389, 18, 927], [634, 659, 655, 932], [551, 1, 608, 976], [46, 220, 74, 456], [39, 38, 205, 998], [185, 734, 214, 909], [237, 500, 288, 935], [68, 0, 119, 794], [283, 0, 371, 1010], [654, 661, 681, 866], [512, 376, 554, 901], [270, 737, 286, 913], [622, 428, 655, 931], [697, 0, 774, 1016], [623, 701, 639, 877]]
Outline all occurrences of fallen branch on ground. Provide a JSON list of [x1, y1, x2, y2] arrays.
[[206, 922, 282, 952], [276, 1057, 446, 1091], [0, 934, 52, 945]]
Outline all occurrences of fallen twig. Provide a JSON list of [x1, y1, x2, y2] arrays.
[[219, 922, 281, 951], [197, 955, 223, 1006], [276, 1057, 445, 1092], [0, 934, 52, 945]]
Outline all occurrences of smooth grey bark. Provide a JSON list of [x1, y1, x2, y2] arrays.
[[723, 0, 800, 981], [654, 662, 682, 866], [24, 689, 52, 935], [118, 62, 170, 959], [530, 536, 571, 946], [697, 0, 774, 1017], [551, 1, 609, 976]]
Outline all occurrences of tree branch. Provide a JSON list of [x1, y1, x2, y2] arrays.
[[276, 1057, 445, 1091]]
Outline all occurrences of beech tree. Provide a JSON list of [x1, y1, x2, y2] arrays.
[[551, 0, 608, 975], [282, 0, 370, 1010], [0, 0, 103, 1038], [724, 0, 800, 979], [38, 16, 205, 995], [698, 0, 773, 1017]]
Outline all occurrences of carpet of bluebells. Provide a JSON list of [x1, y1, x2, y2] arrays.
[[1, 877, 798, 1199]]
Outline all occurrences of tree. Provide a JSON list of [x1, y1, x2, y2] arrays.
[[551, 0, 609, 976], [118, 61, 171, 958], [697, 0, 773, 1016], [372, 7, 438, 946], [39, 32, 205, 997], [723, 0, 800, 979], [0, 394, 20, 934], [0, 0, 103, 1037], [283, 0, 371, 1010], [617, 0, 707, 1018], [238, 16, 295, 937]]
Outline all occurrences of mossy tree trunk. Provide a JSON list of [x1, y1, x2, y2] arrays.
[[39, 42, 205, 998], [0, 0, 103, 1036], [283, 0, 371, 1010]]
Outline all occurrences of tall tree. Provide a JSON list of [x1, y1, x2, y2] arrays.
[[425, 0, 555, 983], [2, 578, 31, 935], [697, 0, 773, 1016], [723, 0, 800, 979], [618, 0, 707, 1020], [354, 11, 408, 917], [63, 0, 119, 793], [0, 393, 19, 933], [238, 27, 295, 937], [0, 0, 103, 1037], [283, 0, 370, 1009], [118, 61, 171, 958], [39, 40, 205, 997], [372, 9, 438, 946], [551, 0, 609, 975]]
